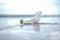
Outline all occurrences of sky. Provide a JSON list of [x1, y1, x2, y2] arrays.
[[0, 0, 60, 15]]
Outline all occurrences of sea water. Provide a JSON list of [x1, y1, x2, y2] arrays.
[[0, 17, 60, 40]]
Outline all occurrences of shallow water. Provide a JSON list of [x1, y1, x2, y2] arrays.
[[0, 17, 60, 40]]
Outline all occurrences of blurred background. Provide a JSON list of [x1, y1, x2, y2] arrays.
[[0, 0, 60, 40]]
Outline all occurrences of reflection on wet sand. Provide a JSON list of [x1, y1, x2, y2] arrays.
[[32, 23, 40, 32]]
